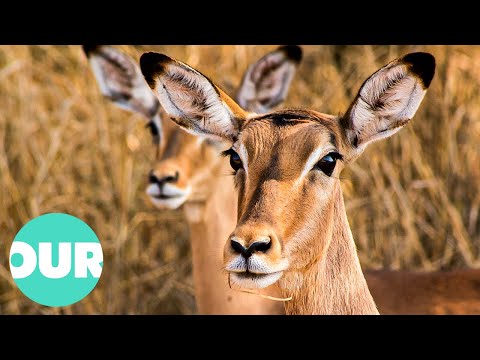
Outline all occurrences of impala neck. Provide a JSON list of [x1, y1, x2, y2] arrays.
[[281, 184, 379, 315], [183, 161, 284, 315]]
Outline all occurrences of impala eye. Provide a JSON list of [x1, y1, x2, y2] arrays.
[[146, 121, 160, 144], [229, 151, 243, 171], [222, 148, 243, 172], [314, 152, 343, 177]]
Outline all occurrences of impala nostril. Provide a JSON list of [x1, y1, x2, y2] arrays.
[[149, 170, 179, 185], [149, 171, 159, 184], [164, 171, 179, 183], [252, 240, 271, 253], [246, 238, 271, 257], [231, 239, 247, 256]]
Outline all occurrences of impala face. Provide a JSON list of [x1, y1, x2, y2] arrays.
[[140, 49, 435, 290], [144, 111, 224, 209], [223, 111, 347, 288], [84, 45, 302, 210]]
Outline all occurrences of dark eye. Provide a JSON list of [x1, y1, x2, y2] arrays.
[[314, 152, 342, 177], [222, 148, 243, 172], [145, 121, 160, 144], [229, 151, 243, 172], [146, 121, 159, 136]]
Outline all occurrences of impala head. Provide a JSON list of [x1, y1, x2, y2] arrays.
[[141, 50, 435, 290], [83, 45, 302, 210]]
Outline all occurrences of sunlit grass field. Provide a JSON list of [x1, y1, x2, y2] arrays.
[[0, 45, 479, 314]]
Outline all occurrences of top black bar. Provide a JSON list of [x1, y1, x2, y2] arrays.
[[1, 10, 479, 45]]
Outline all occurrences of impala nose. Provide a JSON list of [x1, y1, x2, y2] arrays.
[[148, 170, 179, 186], [230, 238, 272, 259]]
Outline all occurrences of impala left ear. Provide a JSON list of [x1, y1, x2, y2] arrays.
[[140, 52, 249, 142], [340, 52, 435, 160], [82, 45, 160, 119], [236, 45, 303, 113]]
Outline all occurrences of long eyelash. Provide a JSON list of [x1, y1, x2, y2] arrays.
[[221, 148, 235, 157], [330, 152, 344, 161], [220, 148, 240, 183]]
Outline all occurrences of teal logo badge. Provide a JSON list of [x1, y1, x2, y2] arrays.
[[9, 213, 103, 307]]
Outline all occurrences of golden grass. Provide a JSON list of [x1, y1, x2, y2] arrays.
[[0, 45, 479, 314]]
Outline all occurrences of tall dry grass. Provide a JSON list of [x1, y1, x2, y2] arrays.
[[0, 45, 479, 314]]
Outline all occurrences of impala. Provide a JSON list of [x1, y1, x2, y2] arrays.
[[365, 268, 480, 314], [83, 45, 302, 314], [140, 50, 436, 314]]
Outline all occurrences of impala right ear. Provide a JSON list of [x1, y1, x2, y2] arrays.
[[236, 45, 303, 113], [82, 45, 160, 120], [140, 52, 249, 142], [340, 52, 435, 160]]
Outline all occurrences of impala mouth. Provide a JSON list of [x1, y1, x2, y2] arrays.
[[151, 193, 183, 200], [225, 255, 289, 289], [228, 270, 284, 289], [146, 184, 191, 210]]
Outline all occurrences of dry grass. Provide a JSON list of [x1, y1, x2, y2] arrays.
[[0, 45, 479, 314]]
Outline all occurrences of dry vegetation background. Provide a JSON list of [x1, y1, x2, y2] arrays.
[[0, 45, 479, 314]]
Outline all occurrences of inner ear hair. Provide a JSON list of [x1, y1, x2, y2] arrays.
[[236, 45, 303, 113], [341, 52, 435, 153], [84, 45, 160, 119], [140, 51, 248, 141]]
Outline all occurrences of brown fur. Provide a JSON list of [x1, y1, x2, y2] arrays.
[[281, 184, 378, 314], [365, 269, 480, 315], [184, 156, 283, 314], [229, 112, 379, 314]]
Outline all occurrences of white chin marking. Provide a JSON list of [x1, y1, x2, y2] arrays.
[[229, 271, 283, 289], [149, 195, 188, 210], [146, 184, 190, 210]]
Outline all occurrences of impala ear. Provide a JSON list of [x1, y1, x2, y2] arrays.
[[236, 45, 302, 113], [340, 52, 435, 159], [140, 52, 249, 142], [83, 45, 160, 120]]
